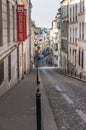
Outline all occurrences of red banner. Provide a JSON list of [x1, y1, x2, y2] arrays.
[[24, 9, 27, 40], [17, 5, 25, 42]]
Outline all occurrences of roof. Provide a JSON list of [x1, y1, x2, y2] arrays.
[[60, 0, 65, 3]]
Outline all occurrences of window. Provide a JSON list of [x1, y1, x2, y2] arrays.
[[56, 56, 58, 60], [70, 29, 71, 42], [82, 22, 84, 39], [8, 55, 11, 81], [80, 0, 81, 13], [73, 6, 74, 22], [17, 47, 19, 79], [12, 6, 15, 41], [79, 49, 80, 66], [73, 28, 74, 43], [70, 8, 71, 22], [75, 50, 76, 66], [70, 28, 71, 43], [75, 5, 77, 21], [75, 28, 77, 43], [80, 0, 85, 13], [55, 43, 58, 51], [0, 0, 2, 46], [7, 0, 10, 44], [82, 50, 84, 68], [0, 62, 4, 85], [70, 48, 71, 62], [79, 23, 81, 39], [82, 0, 85, 12]]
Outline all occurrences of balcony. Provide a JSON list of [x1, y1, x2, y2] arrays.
[[78, 7, 85, 16], [69, 38, 77, 46], [69, 16, 78, 24]]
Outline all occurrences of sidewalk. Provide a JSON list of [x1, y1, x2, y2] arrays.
[[58, 68, 86, 83], [0, 69, 58, 130], [0, 70, 37, 130]]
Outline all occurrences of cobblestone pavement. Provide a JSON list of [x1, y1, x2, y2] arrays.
[[40, 68, 86, 130]]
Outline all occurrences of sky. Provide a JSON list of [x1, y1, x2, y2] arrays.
[[31, 0, 61, 28]]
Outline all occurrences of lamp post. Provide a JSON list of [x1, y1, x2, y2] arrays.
[[36, 46, 40, 85], [35, 46, 41, 130]]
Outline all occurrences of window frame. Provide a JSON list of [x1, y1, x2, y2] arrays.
[[7, 0, 10, 44], [8, 55, 11, 82], [0, 0, 3, 46], [0, 61, 4, 85]]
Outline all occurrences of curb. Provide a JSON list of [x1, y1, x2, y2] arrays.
[[39, 73, 58, 130], [63, 73, 86, 83]]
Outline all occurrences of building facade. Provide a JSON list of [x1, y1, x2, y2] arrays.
[[68, 0, 86, 76], [50, 18, 61, 67], [56, 9, 61, 68], [60, 0, 69, 70], [68, 0, 78, 72], [0, 0, 31, 96], [31, 20, 37, 66]]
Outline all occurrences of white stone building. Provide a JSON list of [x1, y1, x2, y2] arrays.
[[31, 20, 37, 65], [68, 0, 86, 76], [50, 18, 61, 67], [0, 0, 31, 96], [60, 0, 69, 70], [68, 0, 78, 72], [56, 9, 61, 68]]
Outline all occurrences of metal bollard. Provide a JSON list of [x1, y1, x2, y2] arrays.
[[71, 71, 72, 76], [36, 88, 41, 130]]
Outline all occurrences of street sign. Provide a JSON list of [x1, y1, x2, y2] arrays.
[[24, 9, 27, 39], [17, 5, 25, 42]]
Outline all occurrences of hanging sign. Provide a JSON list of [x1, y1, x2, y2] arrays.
[[24, 9, 27, 40], [17, 5, 25, 42]]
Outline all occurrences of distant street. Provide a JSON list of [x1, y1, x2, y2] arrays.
[[40, 67, 86, 130]]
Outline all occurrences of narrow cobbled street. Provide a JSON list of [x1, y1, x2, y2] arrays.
[[40, 68, 86, 130]]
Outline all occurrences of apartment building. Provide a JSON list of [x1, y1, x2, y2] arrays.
[[60, 0, 69, 70], [77, 0, 86, 76], [68, 0, 86, 76], [0, 0, 31, 96], [68, 0, 78, 72], [56, 8, 61, 67], [31, 20, 37, 66], [50, 18, 61, 67]]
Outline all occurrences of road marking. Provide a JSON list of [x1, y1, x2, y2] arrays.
[[39, 66, 59, 69], [55, 85, 62, 92], [62, 94, 74, 104], [76, 110, 86, 123]]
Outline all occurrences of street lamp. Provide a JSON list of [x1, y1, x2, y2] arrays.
[[35, 46, 41, 130], [36, 46, 40, 85]]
